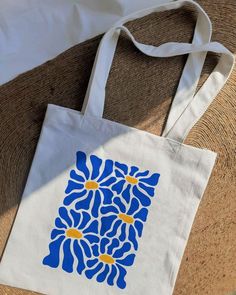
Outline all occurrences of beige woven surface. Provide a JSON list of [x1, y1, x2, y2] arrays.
[[0, 1, 235, 294]]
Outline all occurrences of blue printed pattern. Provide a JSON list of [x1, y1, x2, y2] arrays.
[[43, 151, 160, 289]]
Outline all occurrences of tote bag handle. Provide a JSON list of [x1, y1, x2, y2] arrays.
[[82, 0, 234, 143]]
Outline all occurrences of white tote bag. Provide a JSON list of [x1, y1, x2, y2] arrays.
[[0, 1, 234, 294]]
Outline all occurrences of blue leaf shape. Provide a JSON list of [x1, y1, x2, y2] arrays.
[[115, 169, 124, 178], [107, 264, 117, 286], [127, 197, 139, 215], [87, 258, 98, 268], [65, 180, 84, 194], [90, 155, 102, 180], [70, 170, 85, 182], [134, 220, 144, 237], [70, 209, 81, 227], [78, 211, 91, 230], [43, 235, 65, 268], [119, 223, 126, 241], [75, 191, 93, 211], [121, 184, 131, 203], [112, 180, 125, 194], [91, 190, 101, 218], [117, 254, 135, 266], [134, 208, 148, 222], [73, 240, 85, 274], [76, 151, 90, 180], [91, 244, 99, 257], [100, 237, 110, 254], [97, 159, 113, 182], [128, 226, 138, 250], [101, 205, 119, 215], [55, 217, 67, 229], [101, 215, 117, 236], [100, 188, 114, 204], [62, 239, 74, 273], [129, 166, 139, 176], [107, 219, 122, 238], [140, 173, 160, 186], [63, 190, 87, 206], [84, 234, 99, 244], [85, 262, 103, 279], [59, 207, 72, 227], [80, 239, 91, 258], [107, 238, 120, 255], [133, 186, 151, 207], [83, 220, 99, 234], [135, 170, 149, 178], [100, 177, 116, 187], [116, 264, 127, 289], [115, 162, 128, 175], [96, 264, 110, 283], [51, 229, 65, 240], [114, 197, 126, 213], [138, 182, 155, 197], [113, 242, 131, 259]]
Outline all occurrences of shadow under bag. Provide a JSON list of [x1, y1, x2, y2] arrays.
[[0, 0, 234, 294]]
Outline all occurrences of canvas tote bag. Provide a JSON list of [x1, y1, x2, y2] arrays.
[[0, 0, 234, 294]]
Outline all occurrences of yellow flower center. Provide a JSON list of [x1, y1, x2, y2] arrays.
[[99, 254, 115, 264], [125, 175, 138, 185], [85, 181, 99, 190], [66, 228, 83, 239], [118, 213, 134, 224]]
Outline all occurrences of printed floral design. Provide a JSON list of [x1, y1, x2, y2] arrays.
[[43, 207, 99, 274], [43, 151, 160, 290], [85, 237, 135, 289], [64, 151, 116, 217], [112, 162, 160, 206], [100, 197, 148, 250]]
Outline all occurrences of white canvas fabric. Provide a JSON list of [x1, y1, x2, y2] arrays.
[[0, 1, 234, 295], [0, 0, 171, 85]]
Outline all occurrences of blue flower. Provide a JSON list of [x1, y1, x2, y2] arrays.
[[85, 237, 135, 289], [100, 197, 148, 250], [43, 151, 161, 289], [43, 206, 99, 274], [111, 162, 160, 206], [63, 151, 116, 217]]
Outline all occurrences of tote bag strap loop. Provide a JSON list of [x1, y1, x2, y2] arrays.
[[82, 0, 234, 143], [162, 0, 212, 136], [82, 0, 211, 119]]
